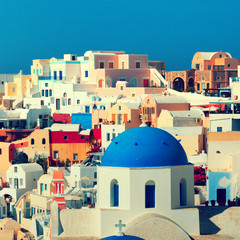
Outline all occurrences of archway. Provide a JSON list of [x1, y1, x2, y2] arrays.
[[105, 77, 112, 88], [128, 77, 138, 87], [173, 77, 184, 92], [14, 152, 29, 164]]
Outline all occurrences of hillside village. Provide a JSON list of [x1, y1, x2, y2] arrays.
[[0, 50, 240, 239]]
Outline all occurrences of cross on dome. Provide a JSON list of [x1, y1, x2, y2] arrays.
[[115, 220, 126, 236]]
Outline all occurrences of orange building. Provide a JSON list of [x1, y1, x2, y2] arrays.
[[166, 51, 240, 93], [141, 95, 190, 127]]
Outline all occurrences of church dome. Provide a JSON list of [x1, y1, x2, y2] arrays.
[[101, 127, 188, 168], [101, 235, 144, 240]]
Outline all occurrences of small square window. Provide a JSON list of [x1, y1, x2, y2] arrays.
[[63, 135, 68, 140], [45, 83, 48, 87], [100, 61, 104, 69], [217, 127, 222, 132], [109, 62, 114, 68], [81, 136, 85, 140], [73, 154, 78, 160], [136, 61, 141, 69]]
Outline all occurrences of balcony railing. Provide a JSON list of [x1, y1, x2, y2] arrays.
[[39, 76, 66, 81]]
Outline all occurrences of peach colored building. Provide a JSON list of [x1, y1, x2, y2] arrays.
[[141, 95, 190, 127], [166, 51, 240, 93]]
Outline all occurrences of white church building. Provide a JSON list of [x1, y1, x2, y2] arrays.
[[53, 127, 200, 239]]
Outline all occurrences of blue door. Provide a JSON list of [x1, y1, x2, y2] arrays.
[[145, 185, 155, 208]]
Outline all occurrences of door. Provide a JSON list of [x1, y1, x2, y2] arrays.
[[59, 71, 62, 80], [144, 79, 149, 87], [14, 178, 18, 189], [56, 99, 60, 110], [217, 189, 226, 203]]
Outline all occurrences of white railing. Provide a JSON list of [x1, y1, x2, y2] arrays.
[[150, 68, 170, 88]]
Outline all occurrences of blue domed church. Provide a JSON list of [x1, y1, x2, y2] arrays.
[[56, 127, 200, 239]]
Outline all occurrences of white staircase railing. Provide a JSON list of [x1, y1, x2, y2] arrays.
[[150, 68, 170, 88]]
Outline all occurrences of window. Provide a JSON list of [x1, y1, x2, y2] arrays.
[[228, 64, 230, 67], [85, 71, 88, 78], [41, 100, 44, 106], [0, 149, 2, 155], [31, 139, 35, 145], [107, 133, 110, 141], [207, 83, 209, 89], [94, 172, 97, 179], [122, 61, 125, 69], [217, 127, 222, 132], [100, 61, 105, 69], [111, 179, 119, 207], [202, 83, 205, 90], [197, 83, 200, 91], [12, 87, 15, 93], [202, 77, 205, 81], [73, 154, 78, 160], [85, 106, 90, 113], [45, 90, 49, 97], [135, 61, 141, 69], [45, 83, 48, 87], [145, 181, 155, 208], [42, 90, 44, 96], [54, 151, 59, 159], [33, 69, 35, 74], [64, 135, 68, 140], [37, 69, 39, 76], [20, 178, 23, 186], [42, 138, 46, 144], [180, 178, 187, 206], [72, 55, 76, 60], [112, 133, 116, 139], [208, 65, 211, 70], [9, 178, 12, 185], [119, 106, 121, 110], [219, 54, 223, 58], [81, 136, 85, 140], [152, 108, 155, 114], [45, 184, 47, 190], [196, 64, 200, 70], [120, 86, 123, 91], [54, 71, 57, 80], [49, 90, 52, 96], [109, 62, 114, 68], [14, 167, 17, 173], [59, 71, 62, 80], [68, 98, 71, 105], [77, 100, 80, 104]]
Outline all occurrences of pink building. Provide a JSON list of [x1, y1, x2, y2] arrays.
[[84, 51, 167, 96]]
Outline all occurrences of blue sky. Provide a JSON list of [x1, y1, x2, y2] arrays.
[[0, 0, 239, 73]]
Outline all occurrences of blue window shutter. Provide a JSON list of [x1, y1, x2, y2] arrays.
[[114, 184, 119, 206]]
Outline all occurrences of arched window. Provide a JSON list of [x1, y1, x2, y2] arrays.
[[110, 179, 119, 207], [180, 178, 187, 206], [42, 138, 46, 144], [145, 180, 155, 208], [31, 139, 35, 145]]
